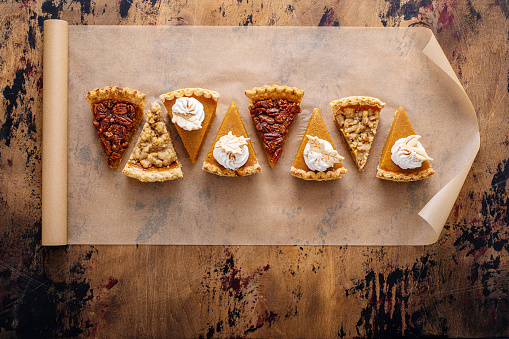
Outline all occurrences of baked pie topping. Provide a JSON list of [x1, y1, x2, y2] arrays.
[[122, 101, 183, 182], [249, 98, 301, 164], [331, 96, 385, 171], [130, 102, 178, 168], [92, 99, 138, 167]]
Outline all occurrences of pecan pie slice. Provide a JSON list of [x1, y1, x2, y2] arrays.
[[160, 88, 219, 164], [330, 96, 385, 171], [291, 108, 347, 181], [202, 102, 261, 177], [86, 86, 146, 169], [245, 85, 304, 167], [122, 102, 183, 182]]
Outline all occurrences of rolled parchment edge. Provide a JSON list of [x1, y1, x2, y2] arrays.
[[42, 19, 68, 246]]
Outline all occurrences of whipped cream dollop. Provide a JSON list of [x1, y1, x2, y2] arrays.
[[304, 135, 343, 172], [213, 132, 250, 170], [171, 97, 205, 131], [391, 135, 433, 169]]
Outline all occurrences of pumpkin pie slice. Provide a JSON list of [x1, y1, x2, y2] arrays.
[[86, 86, 146, 169], [330, 96, 385, 171], [202, 102, 261, 177], [291, 108, 347, 180], [160, 88, 219, 164], [376, 106, 434, 182], [122, 102, 183, 182], [245, 85, 304, 168]]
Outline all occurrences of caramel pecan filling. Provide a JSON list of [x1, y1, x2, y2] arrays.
[[92, 99, 138, 167], [250, 99, 301, 164]]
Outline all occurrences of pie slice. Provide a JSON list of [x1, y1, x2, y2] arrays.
[[330, 96, 385, 171], [376, 106, 434, 182], [160, 88, 219, 164], [291, 108, 347, 180], [202, 102, 261, 177], [86, 86, 146, 168], [122, 101, 183, 182], [245, 85, 304, 168]]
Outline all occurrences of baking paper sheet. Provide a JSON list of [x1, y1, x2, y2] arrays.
[[42, 22, 480, 245]]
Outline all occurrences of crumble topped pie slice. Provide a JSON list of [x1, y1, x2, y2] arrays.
[[291, 108, 347, 181], [202, 102, 261, 177], [86, 86, 146, 169], [160, 88, 219, 164], [330, 96, 385, 171], [245, 85, 304, 168], [376, 106, 434, 182], [122, 101, 183, 182]]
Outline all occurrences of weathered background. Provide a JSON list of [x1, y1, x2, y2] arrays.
[[0, 0, 507, 337]]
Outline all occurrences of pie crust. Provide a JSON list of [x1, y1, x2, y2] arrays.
[[122, 102, 183, 182], [376, 106, 435, 182], [86, 86, 146, 169], [330, 96, 385, 171], [291, 108, 347, 180], [202, 102, 261, 177], [160, 88, 219, 164], [245, 85, 304, 167]]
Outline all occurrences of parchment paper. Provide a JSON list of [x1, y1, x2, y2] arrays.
[[42, 20, 68, 245], [42, 23, 480, 245]]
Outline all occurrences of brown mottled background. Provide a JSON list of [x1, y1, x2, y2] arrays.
[[1, 0, 508, 337]]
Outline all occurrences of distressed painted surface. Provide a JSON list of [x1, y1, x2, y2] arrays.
[[0, 0, 508, 337]]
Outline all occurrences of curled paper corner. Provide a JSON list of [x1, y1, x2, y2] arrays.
[[421, 28, 463, 90], [417, 28, 481, 244]]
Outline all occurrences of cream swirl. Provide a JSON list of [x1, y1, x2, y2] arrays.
[[391, 135, 433, 169], [304, 135, 343, 172], [213, 132, 250, 170], [171, 97, 205, 131]]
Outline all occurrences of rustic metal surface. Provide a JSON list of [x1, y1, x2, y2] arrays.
[[0, 0, 508, 337]]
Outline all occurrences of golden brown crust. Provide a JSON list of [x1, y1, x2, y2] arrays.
[[330, 96, 385, 114], [122, 161, 183, 182], [159, 88, 219, 103], [202, 161, 261, 177], [290, 166, 347, 181], [86, 86, 146, 107], [245, 85, 304, 106], [376, 166, 435, 182]]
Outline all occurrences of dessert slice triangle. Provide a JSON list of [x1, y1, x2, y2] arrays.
[[202, 102, 261, 177], [160, 88, 219, 164], [122, 102, 183, 182], [330, 96, 385, 171], [291, 108, 347, 180], [376, 106, 434, 182], [245, 85, 304, 168], [86, 86, 145, 169]]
